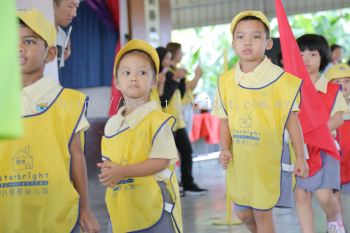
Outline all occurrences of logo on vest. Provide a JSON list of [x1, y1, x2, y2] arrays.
[[239, 112, 252, 128], [12, 145, 33, 171], [36, 103, 48, 113]]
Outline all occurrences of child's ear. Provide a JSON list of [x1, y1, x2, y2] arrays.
[[265, 38, 273, 51], [114, 78, 121, 91], [44, 47, 57, 63]]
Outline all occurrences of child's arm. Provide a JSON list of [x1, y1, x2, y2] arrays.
[[97, 158, 169, 188], [157, 70, 166, 96], [218, 119, 232, 169], [328, 111, 344, 132], [70, 133, 100, 233], [186, 66, 202, 91], [286, 112, 309, 178]]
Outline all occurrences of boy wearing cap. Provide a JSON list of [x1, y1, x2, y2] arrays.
[[97, 40, 182, 233], [0, 9, 99, 233], [214, 11, 309, 232]]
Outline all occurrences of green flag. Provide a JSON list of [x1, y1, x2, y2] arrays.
[[0, 1, 22, 138]]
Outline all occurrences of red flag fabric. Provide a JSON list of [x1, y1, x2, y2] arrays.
[[274, 0, 339, 159], [107, 0, 122, 116], [108, 41, 122, 116]]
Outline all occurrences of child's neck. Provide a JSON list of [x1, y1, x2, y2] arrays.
[[239, 58, 264, 73], [122, 97, 148, 116], [309, 72, 321, 85], [22, 73, 43, 88]]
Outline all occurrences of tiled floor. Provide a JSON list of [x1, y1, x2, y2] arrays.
[[87, 157, 350, 233], [85, 119, 349, 232]]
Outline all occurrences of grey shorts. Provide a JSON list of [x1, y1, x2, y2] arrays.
[[107, 182, 176, 233], [234, 141, 294, 211], [341, 182, 350, 195], [296, 151, 340, 192]]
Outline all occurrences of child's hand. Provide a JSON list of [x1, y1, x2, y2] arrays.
[[293, 157, 309, 178], [79, 207, 100, 233], [97, 161, 124, 188], [194, 65, 202, 78], [173, 68, 186, 81], [158, 72, 166, 84], [219, 149, 232, 169]]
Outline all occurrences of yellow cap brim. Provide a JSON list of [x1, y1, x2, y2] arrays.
[[17, 8, 56, 47], [113, 39, 160, 80], [325, 64, 350, 81], [230, 10, 270, 34]]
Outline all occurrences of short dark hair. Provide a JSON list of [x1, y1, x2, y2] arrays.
[[330, 44, 342, 52], [235, 16, 270, 39], [18, 18, 48, 47], [115, 49, 157, 80], [296, 34, 331, 72]]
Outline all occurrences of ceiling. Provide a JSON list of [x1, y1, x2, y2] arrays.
[[171, 0, 350, 29]]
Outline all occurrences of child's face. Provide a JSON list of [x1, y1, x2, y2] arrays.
[[332, 48, 342, 63], [161, 52, 172, 70], [54, 0, 79, 27], [332, 78, 350, 98], [115, 54, 154, 100], [19, 26, 48, 75], [173, 48, 183, 64], [300, 49, 321, 75], [232, 20, 272, 63]]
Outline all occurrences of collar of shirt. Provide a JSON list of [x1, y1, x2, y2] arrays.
[[105, 101, 159, 136], [235, 56, 284, 88], [22, 77, 61, 104], [344, 102, 350, 120], [315, 76, 328, 94]]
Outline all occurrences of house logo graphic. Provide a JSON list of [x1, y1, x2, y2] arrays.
[[239, 112, 252, 128], [12, 145, 33, 171]]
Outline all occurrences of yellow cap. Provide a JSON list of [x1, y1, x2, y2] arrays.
[[230, 10, 270, 34], [113, 39, 160, 80], [325, 64, 350, 81], [17, 8, 56, 47]]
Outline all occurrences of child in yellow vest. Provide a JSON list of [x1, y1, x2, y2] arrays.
[[295, 34, 347, 233], [325, 63, 350, 230], [98, 40, 183, 233], [0, 9, 99, 233], [213, 11, 309, 233]]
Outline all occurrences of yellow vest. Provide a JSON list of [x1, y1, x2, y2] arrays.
[[101, 111, 183, 233], [162, 69, 186, 131], [218, 69, 302, 209], [181, 88, 194, 105], [0, 89, 87, 233]]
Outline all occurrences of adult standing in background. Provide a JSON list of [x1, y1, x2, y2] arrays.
[[161, 42, 207, 196], [53, 0, 80, 68]]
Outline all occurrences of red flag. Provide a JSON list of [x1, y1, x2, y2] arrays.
[[107, 0, 122, 116], [108, 41, 122, 116], [275, 0, 339, 158]]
